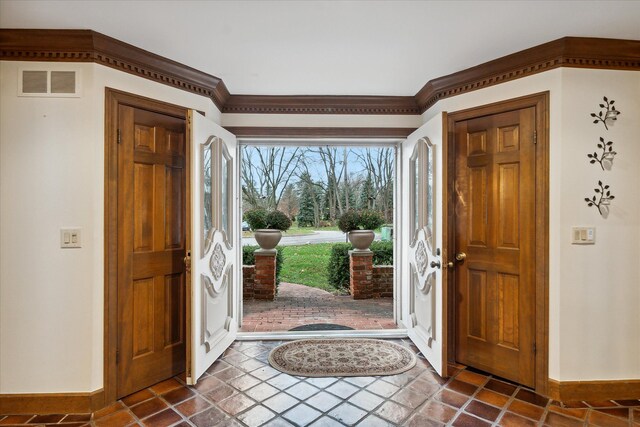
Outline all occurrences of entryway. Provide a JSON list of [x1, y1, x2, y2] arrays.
[[103, 90, 549, 407], [238, 142, 398, 334]]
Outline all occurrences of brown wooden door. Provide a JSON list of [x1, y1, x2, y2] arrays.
[[453, 107, 536, 387], [117, 105, 186, 398]]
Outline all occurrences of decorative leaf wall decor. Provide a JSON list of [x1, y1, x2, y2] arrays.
[[584, 181, 615, 218], [587, 137, 617, 170], [590, 96, 620, 130]]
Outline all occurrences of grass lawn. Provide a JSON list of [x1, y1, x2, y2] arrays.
[[280, 243, 334, 292]]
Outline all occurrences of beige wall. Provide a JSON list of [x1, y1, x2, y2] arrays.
[[423, 68, 640, 381], [0, 61, 218, 393]]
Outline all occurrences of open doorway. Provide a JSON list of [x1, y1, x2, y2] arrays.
[[238, 140, 399, 334]]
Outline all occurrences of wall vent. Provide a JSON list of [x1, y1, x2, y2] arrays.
[[19, 69, 81, 97]]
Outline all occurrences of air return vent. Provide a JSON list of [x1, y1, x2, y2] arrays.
[[19, 69, 81, 97]]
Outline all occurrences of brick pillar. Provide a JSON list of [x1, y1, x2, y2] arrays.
[[349, 250, 373, 300], [242, 265, 256, 300], [254, 250, 277, 300]]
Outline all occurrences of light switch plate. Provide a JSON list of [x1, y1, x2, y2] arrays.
[[60, 228, 81, 248], [571, 227, 595, 245]]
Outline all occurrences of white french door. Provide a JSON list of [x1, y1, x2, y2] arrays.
[[400, 114, 447, 376], [187, 111, 240, 384]]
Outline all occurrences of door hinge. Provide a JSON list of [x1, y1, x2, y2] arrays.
[[533, 130, 537, 144], [117, 129, 122, 144], [115, 349, 120, 364]]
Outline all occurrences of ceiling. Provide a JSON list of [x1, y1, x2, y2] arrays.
[[2, 0, 640, 96]]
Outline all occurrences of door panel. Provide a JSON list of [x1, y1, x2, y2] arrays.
[[453, 107, 536, 387], [117, 105, 186, 398], [188, 111, 239, 384], [402, 114, 446, 376]]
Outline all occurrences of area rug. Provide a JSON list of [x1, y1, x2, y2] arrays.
[[289, 323, 354, 331], [268, 339, 416, 377]]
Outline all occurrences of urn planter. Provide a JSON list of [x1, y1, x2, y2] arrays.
[[348, 230, 375, 251], [254, 229, 282, 250]]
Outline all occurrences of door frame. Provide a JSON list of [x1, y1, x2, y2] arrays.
[[235, 137, 405, 338], [444, 92, 550, 395], [104, 88, 190, 404]]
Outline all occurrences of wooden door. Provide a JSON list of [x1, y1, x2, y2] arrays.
[[453, 107, 536, 387], [117, 105, 186, 398]]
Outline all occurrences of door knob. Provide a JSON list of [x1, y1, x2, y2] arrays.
[[455, 252, 467, 262], [430, 260, 441, 269]]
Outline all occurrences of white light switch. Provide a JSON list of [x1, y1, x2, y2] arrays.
[[60, 228, 81, 248], [571, 227, 595, 245]]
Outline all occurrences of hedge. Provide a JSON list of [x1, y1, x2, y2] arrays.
[[327, 241, 393, 291], [242, 245, 284, 291]]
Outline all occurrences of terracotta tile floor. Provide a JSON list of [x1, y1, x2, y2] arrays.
[[241, 282, 395, 332], [3, 339, 639, 426]]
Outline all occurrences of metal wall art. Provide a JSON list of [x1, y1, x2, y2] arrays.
[[590, 96, 620, 130], [587, 137, 617, 170], [585, 96, 621, 218], [584, 181, 615, 218]]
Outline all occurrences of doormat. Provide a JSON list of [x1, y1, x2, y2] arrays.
[[289, 323, 354, 331], [268, 339, 416, 377]]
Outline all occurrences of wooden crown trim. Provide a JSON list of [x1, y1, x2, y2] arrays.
[[1, 30, 639, 115], [415, 37, 640, 112], [223, 95, 420, 115], [0, 29, 230, 110]]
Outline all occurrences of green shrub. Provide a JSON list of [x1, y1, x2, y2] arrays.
[[265, 210, 292, 231], [359, 209, 385, 231], [327, 243, 352, 290], [337, 210, 360, 233], [370, 241, 393, 265], [243, 208, 268, 230], [242, 245, 284, 290], [337, 209, 385, 233], [326, 241, 394, 291]]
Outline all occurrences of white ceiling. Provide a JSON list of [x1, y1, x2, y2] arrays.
[[2, 0, 640, 96]]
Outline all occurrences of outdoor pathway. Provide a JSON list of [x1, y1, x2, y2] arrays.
[[241, 282, 395, 332]]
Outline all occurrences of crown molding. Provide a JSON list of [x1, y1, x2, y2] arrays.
[[0, 29, 230, 110], [415, 37, 640, 112], [223, 95, 420, 115], [1, 30, 639, 115]]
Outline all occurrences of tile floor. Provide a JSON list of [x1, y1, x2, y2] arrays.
[[2, 339, 639, 426], [241, 283, 395, 332]]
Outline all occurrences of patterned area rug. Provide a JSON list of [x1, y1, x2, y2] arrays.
[[268, 339, 417, 377]]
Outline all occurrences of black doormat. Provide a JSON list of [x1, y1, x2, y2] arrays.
[[289, 323, 355, 331]]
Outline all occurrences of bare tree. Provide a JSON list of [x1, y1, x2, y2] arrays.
[[355, 148, 395, 221], [305, 147, 354, 220], [241, 146, 305, 211]]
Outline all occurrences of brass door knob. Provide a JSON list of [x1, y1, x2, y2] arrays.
[[455, 252, 467, 262]]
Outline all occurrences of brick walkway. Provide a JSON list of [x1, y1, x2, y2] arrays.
[[241, 282, 395, 332]]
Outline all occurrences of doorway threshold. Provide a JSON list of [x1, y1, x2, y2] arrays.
[[236, 328, 408, 341]]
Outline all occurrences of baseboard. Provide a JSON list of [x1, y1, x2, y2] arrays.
[[0, 389, 104, 414], [548, 378, 640, 401]]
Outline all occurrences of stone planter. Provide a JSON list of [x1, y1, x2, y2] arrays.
[[254, 229, 282, 250], [348, 230, 375, 251]]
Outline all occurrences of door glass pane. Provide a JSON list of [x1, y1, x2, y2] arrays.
[[410, 144, 419, 245], [203, 141, 213, 244], [221, 143, 232, 245], [425, 140, 434, 250]]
